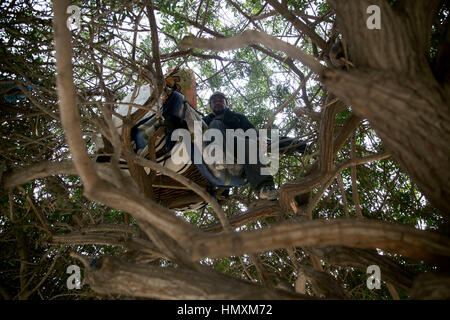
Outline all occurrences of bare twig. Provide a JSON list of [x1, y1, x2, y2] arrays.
[[351, 133, 363, 219], [265, 71, 312, 129], [266, 0, 327, 50], [337, 174, 350, 218]]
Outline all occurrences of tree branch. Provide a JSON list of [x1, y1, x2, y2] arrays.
[[266, 0, 328, 50], [180, 30, 324, 74], [84, 256, 311, 299], [298, 265, 349, 299], [131, 154, 231, 232], [2, 160, 76, 189], [264, 71, 312, 129], [309, 246, 415, 294], [201, 201, 283, 233], [52, 0, 100, 191], [52, 232, 164, 259], [322, 68, 450, 215], [281, 152, 391, 210], [191, 219, 450, 267]]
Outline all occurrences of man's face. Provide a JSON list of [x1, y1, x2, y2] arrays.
[[211, 95, 227, 113]]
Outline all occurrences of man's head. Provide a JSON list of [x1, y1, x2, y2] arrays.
[[209, 91, 228, 114]]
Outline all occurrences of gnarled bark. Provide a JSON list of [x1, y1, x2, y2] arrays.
[[325, 0, 450, 217], [191, 219, 450, 267], [84, 256, 312, 300], [309, 246, 415, 294], [410, 272, 450, 300]]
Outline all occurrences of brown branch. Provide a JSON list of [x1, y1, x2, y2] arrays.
[[386, 282, 400, 300], [201, 201, 283, 233], [78, 224, 139, 234], [350, 133, 363, 218], [180, 30, 324, 74], [227, 0, 262, 31], [309, 246, 415, 294], [24, 192, 52, 236], [397, 0, 442, 58], [318, 97, 339, 174], [266, 0, 328, 50], [145, 0, 164, 96], [285, 112, 361, 213], [305, 99, 344, 267], [410, 273, 450, 299], [5, 157, 198, 245], [51, 232, 164, 259], [0, 282, 11, 300], [332, 114, 362, 155], [84, 256, 311, 300], [132, 154, 231, 231], [135, 219, 203, 271], [281, 152, 391, 210], [264, 71, 312, 129], [249, 253, 274, 287], [2, 160, 135, 191], [51, 55, 200, 244], [337, 174, 350, 218], [191, 219, 450, 266], [3, 160, 76, 189], [121, 122, 155, 199], [197, 0, 211, 37], [154, 4, 224, 38], [87, 182, 200, 243], [298, 113, 362, 180], [52, 0, 100, 191], [18, 252, 61, 300], [298, 265, 349, 299], [322, 68, 450, 215], [304, 174, 336, 218]]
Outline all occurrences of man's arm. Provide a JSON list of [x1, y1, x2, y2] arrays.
[[202, 113, 215, 126], [224, 109, 255, 131]]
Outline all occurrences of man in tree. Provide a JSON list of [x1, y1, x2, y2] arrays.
[[202, 91, 278, 200]]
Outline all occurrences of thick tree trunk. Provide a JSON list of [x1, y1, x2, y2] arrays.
[[325, 0, 450, 218]]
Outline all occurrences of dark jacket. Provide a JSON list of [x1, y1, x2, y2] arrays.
[[202, 108, 255, 131]]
